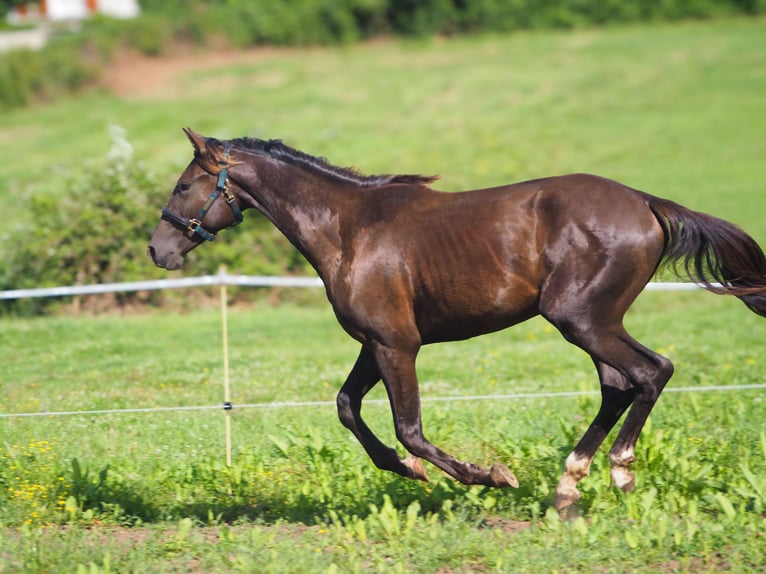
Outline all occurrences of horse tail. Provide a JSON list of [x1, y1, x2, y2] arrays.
[[646, 195, 766, 317]]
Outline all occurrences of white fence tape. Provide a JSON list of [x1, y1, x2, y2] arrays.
[[0, 273, 324, 300], [0, 274, 713, 300]]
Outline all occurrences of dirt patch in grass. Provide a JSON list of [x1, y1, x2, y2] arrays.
[[102, 46, 281, 99], [479, 516, 532, 534]]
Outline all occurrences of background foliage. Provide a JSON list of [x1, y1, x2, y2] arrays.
[[1, 0, 765, 110]]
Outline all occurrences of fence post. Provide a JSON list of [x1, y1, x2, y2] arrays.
[[219, 266, 233, 467]]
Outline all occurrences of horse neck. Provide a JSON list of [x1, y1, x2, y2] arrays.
[[237, 159, 352, 280]]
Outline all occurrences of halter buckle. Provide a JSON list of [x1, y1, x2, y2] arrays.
[[187, 218, 203, 232]]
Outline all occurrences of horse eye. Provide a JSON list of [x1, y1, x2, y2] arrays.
[[174, 181, 191, 195]]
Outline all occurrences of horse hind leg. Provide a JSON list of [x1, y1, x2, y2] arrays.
[[545, 314, 674, 510], [554, 362, 635, 510], [606, 344, 674, 492]]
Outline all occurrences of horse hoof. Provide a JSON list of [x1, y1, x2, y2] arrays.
[[554, 487, 581, 511], [404, 454, 429, 482], [489, 462, 519, 488], [611, 467, 636, 492]]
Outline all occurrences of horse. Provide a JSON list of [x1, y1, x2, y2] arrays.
[[148, 128, 766, 510]]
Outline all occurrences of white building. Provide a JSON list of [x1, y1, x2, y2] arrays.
[[9, 0, 140, 23]]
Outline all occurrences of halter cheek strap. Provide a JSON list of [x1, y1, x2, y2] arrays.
[[161, 142, 243, 241]]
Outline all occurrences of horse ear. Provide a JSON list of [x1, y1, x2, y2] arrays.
[[183, 127, 207, 155], [183, 127, 227, 172]]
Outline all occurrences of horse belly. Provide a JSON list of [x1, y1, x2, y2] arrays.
[[408, 213, 542, 343], [414, 269, 541, 344]]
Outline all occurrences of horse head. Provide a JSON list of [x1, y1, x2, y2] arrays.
[[147, 128, 243, 270]]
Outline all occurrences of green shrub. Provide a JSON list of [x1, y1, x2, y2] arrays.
[[0, 32, 102, 111], [120, 13, 168, 56], [0, 128, 311, 314], [0, 127, 162, 313], [0, 49, 36, 108]]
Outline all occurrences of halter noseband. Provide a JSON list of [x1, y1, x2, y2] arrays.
[[161, 142, 243, 241]]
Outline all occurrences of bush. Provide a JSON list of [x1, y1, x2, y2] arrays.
[[0, 127, 163, 313], [0, 29, 104, 110], [0, 43, 97, 110], [0, 127, 312, 314]]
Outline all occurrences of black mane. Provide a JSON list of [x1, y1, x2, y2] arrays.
[[223, 136, 437, 188]]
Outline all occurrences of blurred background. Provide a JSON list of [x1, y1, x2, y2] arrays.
[[1, 0, 765, 313]]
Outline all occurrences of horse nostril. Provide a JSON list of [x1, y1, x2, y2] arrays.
[[147, 245, 156, 261]]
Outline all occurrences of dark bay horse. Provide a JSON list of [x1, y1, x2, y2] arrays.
[[148, 128, 766, 510]]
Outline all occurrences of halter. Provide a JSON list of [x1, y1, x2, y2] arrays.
[[161, 142, 243, 241]]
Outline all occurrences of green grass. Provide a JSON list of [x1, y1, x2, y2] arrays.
[[1, 292, 765, 572], [1, 18, 765, 245], [1, 16, 766, 573]]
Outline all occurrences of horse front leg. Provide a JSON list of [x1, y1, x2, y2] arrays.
[[337, 347, 428, 481], [373, 342, 518, 488]]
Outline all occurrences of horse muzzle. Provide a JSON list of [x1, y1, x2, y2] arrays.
[[147, 244, 185, 270]]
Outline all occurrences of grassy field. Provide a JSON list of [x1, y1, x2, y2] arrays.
[[1, 16, 765, 573], [1, 293, 765, 572], [1, 18, 765, 243]]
